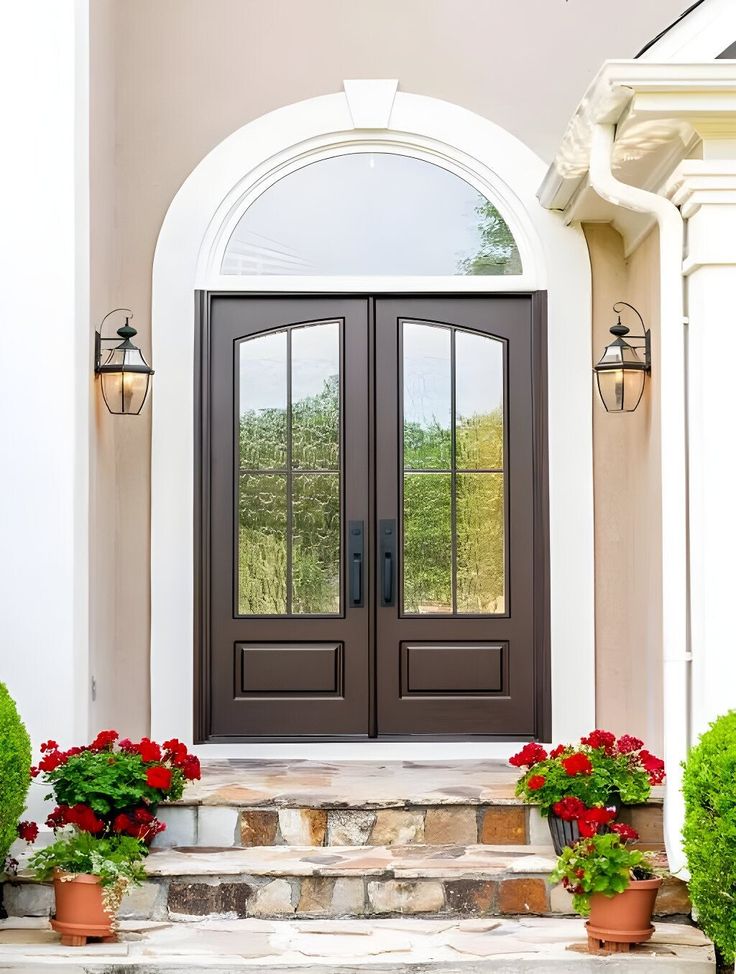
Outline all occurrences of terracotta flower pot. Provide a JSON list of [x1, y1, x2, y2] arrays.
[[586, 877, 663, 954], [50, 871, 117, 947]]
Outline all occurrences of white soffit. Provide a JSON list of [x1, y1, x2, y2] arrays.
[[538, 60, 736, 244], [343, 79, 398, 129]]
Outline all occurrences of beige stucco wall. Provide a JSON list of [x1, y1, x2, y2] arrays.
[[89, 0, 681, 737], [585, 224, 663, 753]]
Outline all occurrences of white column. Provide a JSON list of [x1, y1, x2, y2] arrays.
[[0, 1, 90, 775], [669, 161, 736, 740]]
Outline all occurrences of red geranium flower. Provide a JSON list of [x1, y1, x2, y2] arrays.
[[509, 742, 548, 768], [552, 796, 587, 821], [617, 734, 644, 754], [113, 813, 133, 834], [562, 752, 593, 777], [39, 740, 59, 753], [146, 765, 172, 790], [577, 806, 616, 837], [610, 822, 639, 841], [181, 755, 201, 780], [549, 744, 566, 759], [89, 729, 118, 752], [163, 738, 189, 765], [38, 751, 65, 773], [527, 774, 546, 791], [68, 803, 105, 834], [639, 750, 665, 785], [137, 738, 163, 763], [17, 821, 38, 844], [581, 729, 616, 754]]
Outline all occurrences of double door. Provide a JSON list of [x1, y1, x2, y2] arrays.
[[197, 295, 548, 740]]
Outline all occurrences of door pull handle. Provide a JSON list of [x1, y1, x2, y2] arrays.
[[382, 551, 393, 604], [348, 521, 364, 607], [379, 519, 396, 606]]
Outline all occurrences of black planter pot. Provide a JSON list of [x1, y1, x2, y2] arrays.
[[547, 796, 621, 855]]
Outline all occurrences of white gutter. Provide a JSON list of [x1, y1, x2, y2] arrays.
[[589, 124, 690, 874]]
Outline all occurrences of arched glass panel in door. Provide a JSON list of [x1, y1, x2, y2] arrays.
[[402, 322, 506, 615], [222, 153, 522, 276], [238, 320, 341, 616]]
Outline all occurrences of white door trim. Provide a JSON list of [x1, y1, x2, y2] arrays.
[[151, 83, 595, 756]]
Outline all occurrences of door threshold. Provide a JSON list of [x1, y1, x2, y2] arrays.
[[191, 740, 536, 761]]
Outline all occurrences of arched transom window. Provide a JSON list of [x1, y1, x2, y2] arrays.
[[221, 153, 523, 277]]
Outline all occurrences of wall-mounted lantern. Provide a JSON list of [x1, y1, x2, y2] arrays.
[[95, 308, 154, 415], [593, 301, 651, 413]]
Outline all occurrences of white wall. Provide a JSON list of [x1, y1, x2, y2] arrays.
[[0, 1, 90, 815]]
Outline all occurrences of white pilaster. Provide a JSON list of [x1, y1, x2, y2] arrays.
[[668, 162, 736, 739], [0, 1, 90, 772]]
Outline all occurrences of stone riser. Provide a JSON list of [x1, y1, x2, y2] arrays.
[[4, 873, 689, 924], [158, 803, 664, 849]]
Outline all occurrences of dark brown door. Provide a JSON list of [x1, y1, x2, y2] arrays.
[[374, 297, 546, 737], [206, 296, 370, 738], [197, 293, 548, 741]]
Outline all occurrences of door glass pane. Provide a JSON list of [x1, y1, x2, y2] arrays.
[[456, 331, 504, 470], [238, 321, 341, 616], [402, 322, 506, 615], [239, 331, 287, 468], [292, 321, 340, 469], [222, 153, 522, 277], [293, 473, 340, 614], [403, 473, 452, 614], [403, 323, 451, 469], [456, 473, 505, 613], [238, 474, 287, 614]]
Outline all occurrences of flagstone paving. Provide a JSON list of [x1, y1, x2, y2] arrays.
[[172, 759, 524, 807], [0, 916, 714, 971]]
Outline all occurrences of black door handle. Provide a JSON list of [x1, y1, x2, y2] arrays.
[[348, 521, 364, 607], [382, 551, 393, 604], [380, 519, 396, 606]]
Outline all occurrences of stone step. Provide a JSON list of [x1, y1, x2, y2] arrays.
[[3, 844, 690, 923], [0, 915, 715, 972], [158, 802, 664, 849]]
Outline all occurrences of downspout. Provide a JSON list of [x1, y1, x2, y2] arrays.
[[588, 124, 690, 873]]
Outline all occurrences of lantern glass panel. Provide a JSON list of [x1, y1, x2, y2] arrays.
[[596, 364, 646, 412], [100, 346, 152, 414]]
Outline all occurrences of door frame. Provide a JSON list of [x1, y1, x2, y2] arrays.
[[151, 85, 594, 753], [194, 291, 550, 743]]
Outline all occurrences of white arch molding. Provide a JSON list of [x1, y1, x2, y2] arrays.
[[151, 82, 595, 756]]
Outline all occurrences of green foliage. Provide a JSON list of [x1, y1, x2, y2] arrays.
[[515, 748, 652, 816], [29, 831, 147, 889], [0, 683, 31, 866], [458, 201, 523, 276], [683, 711, 736, 963], [238, 378, 340, 615], [403, 410, 504, 613], [551, 832, 656, 917], [238, 366, 505, 616], [44, 750, 185, 817]]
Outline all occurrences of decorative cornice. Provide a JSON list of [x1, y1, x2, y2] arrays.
[[666, 161, 736, 217], [538, 61, 736, 214]]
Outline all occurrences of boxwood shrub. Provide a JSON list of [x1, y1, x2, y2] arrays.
[[0, 683, 31, 867], [683, 711, 736, 964]]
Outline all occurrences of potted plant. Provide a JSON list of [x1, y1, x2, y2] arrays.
[[510, 731, 664, 853], [551, 827, 664, 954], [29, 832, 147, 945], [24, 730, 201, 946]]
